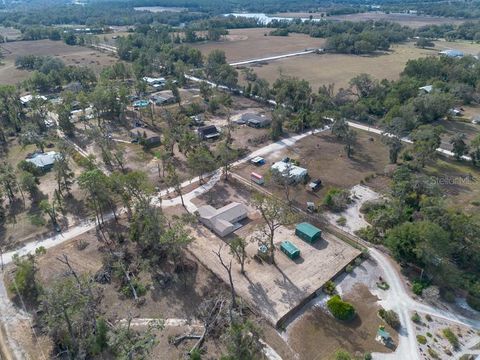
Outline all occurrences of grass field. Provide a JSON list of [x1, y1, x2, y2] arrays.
[[0, 40, 118, 84], [243, 40, 479, 90], [191, 28, 326, 63]]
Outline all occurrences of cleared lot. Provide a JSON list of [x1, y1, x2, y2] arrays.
[[191, 28, 326, 63], [189, 180, 360, 326], [0, 40, 117, 84], [244, 40, 480, 90]]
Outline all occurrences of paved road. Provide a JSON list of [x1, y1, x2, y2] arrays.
[[229, 49, 317, 66]]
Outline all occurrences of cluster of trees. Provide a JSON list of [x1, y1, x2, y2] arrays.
[[415, 21, 480, 41], [358, 164, 480, 310], [15, 55, 96, 93], [265, 19, 412, 54]]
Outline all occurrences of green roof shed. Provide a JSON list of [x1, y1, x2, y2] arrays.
[[295, 222, 322, 243], [280, 240, 300, 260]]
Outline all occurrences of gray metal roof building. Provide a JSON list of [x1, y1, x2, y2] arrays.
[[197, 202, 248, 237]]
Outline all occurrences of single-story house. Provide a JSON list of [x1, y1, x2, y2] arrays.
[[439, 49, 464, 58], [26, 151, 59, 171], [129, 127, 161, 146], [150, 90, 176, 105], [143, 76, 166, 88], [295, 222, 322, 243], [271, 161, 308, 183], [251, 156, 265, 166], [20, 94, 48, 106], [241, 113, 271, 128], [418, 85, 433, 94], [197, 202, 248, 237], [197, 125, 220, 140]]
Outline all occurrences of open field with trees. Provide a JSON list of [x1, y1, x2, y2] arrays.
[[0, 40, 117, 84], [242, 40, 480, 90], [191, 27, 326, 62]]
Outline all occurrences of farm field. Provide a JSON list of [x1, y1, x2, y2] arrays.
[[0, 40, 118, 84], [244, 42, 433, 90], [191, 28, 326, 63], [242, 40, 480, 90]]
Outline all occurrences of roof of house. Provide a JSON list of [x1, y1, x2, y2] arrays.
[[198, 125, 220, 136], [271, 161, 308, 178], [20, 94, 47, 105], [296, 222, 321, 237], [419, 85, 433, 93], [26, 151, 59, 168], [198, 202, 248, 236], [143, 76, 166, 84], [130, 127, 160, 139]]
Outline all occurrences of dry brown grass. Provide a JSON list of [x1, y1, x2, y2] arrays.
[[191, 28, 326, 62], [244, 39, 480, 90]]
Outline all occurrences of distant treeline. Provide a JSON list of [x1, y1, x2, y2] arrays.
[[416, 21, 480, 41]]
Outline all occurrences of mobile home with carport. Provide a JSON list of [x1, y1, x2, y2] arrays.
[[295, 222, 322, 243]]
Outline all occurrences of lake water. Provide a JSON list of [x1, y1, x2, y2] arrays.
[[225, 13, 322, 24], [134, 6, 187, 13]]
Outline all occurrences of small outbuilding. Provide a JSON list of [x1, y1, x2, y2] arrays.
[[280, 240, 300, 260], [271, 161, 308, 184], [295, 222, 322, 243], [418, 85, 433, 94], [197, 202, 248, 237], [150, 90, 176, 105], [197, 125, 220, 140], [129, 127, 161, 146], [26, 151, 59, 171], [241, 113, 271, 128]]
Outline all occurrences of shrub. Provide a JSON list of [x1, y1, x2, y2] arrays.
[[29, 214, 46, 227], [327, 295, 356, 321], [416, 335, 427, 345], [336, 216, 346, 226], [411, 312, 421, 323], [121, 278, 147, 298], [334, 349, 351, 360], [323, 280, 336, 295], [355, 226, 381, 243], [323, 188, 351, 212], [363, 353, 372, 360], [9, 255, 41, 303], [354, 257, 362, 266], [412, 280, 429, 296], [427, 348, 439, 359], [34, 246, 46, 255], [442, 328, 459, 349], [426, 332, 432, 337], [378, 309, 401, 329], [425, 314, 433, 322], [345, 264, 354, 273]]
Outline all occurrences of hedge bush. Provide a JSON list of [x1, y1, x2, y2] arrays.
[[442, 328, 459, 349], [378, 308, 401, 329], [327, 295, 356, 321]]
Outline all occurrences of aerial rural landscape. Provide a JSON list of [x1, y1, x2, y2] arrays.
[[0, 0, 480, 359]]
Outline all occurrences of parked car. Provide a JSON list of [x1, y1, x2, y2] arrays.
[[308, 179, 322, 191]]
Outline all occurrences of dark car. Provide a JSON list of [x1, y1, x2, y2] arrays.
[[308, 179, 322, 191]]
